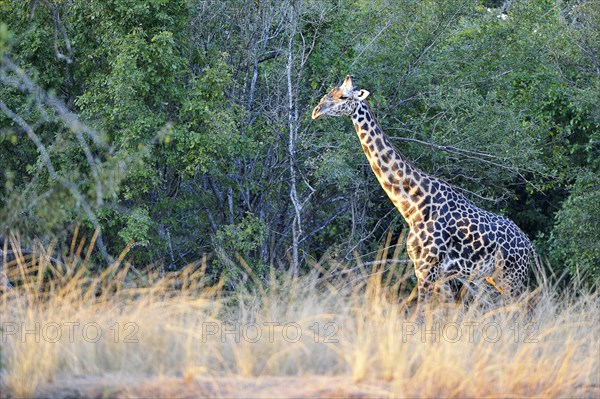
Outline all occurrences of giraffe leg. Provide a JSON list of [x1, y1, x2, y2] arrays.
[[417, 276, 435, 305], [434, 276, 457, 303], [414, 261, 439, 318]]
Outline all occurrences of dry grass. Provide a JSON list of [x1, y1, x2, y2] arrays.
[[0, 233, 598, 398]]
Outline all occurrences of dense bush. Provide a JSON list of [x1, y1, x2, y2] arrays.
[[1, 0, 598, 285]]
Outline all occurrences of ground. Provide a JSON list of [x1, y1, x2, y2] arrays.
[[12, 375, 392, 399]]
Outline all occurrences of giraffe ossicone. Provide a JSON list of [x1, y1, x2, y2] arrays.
[[313, 75, 533, 309]]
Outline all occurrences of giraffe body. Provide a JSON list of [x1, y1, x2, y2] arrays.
[[312, 76, 532, 307]]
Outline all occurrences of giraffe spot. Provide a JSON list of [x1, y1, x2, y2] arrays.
[[446, 262, 460, 273], [421, 177, 430, 192], [426, 222, 435, 233], [473, 248, 485, 260], [361, 123, 369, 131], [362, 144, 370, 156], [381, 153, 391, 163], [415, 198, 428, 209], [391, 162, 400, 172], [410, 186, 424, 197], [383, 181, 392, 191], [375, 138, 384, 151], [425, 254, 437, 263], [461, 247, 473, 259], [421, 206, 431, 220], [373, 165, 382, 177], [360, 132, 367, 140]]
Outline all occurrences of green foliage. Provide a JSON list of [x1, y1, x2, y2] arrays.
[[118, 207, 153, 247], [1, 0, 599, 287], [548, 172, 600, 283], [175, 54, 246, 175], [214, 212, 267, 255]]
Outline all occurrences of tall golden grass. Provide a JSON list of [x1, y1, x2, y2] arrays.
[[0, 231, 598, 398]]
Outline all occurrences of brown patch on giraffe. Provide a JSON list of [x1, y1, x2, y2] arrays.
[[409, 185, 424, 197], [372, 164, 383, 177], [402, 180, 411, 194], [362, 144, 371, 156]]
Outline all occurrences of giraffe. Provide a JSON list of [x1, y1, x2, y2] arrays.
[[312, 75, 533, 309]]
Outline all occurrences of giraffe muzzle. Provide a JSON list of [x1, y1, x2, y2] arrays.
[[312, 105, 323, 120]]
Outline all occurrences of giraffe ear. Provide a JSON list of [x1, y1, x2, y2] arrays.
[[355, 89, 370, 100], [340, 75, 354, 91]]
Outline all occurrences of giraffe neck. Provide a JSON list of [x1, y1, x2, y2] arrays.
[[352, 102, 430, 226]]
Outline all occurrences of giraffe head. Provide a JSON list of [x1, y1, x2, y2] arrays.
[[312, 75, 370, 119]]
